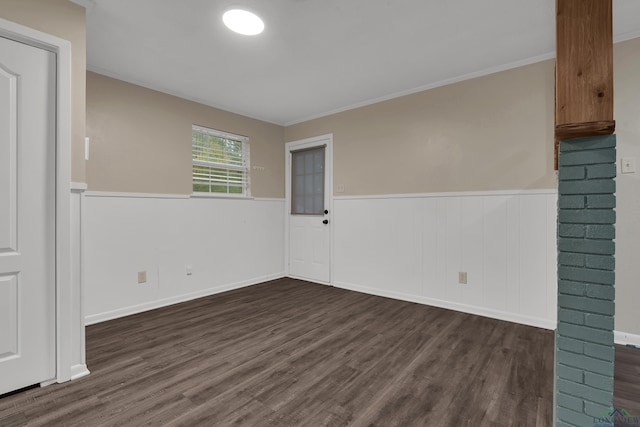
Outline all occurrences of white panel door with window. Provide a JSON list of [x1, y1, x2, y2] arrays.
[[286, 135, 332, 284], [0, 36, 56, 395]]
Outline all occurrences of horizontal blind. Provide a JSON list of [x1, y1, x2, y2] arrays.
[[192, 125, 249, 195]]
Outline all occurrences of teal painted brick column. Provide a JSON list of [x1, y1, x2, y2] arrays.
[[555, 134, 616, 426]]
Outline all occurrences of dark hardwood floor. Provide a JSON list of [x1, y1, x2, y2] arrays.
[[0, 278, 555, 426], [615, 344, 640, 416]]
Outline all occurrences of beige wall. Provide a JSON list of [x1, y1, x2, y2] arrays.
[[86, 72, 285, 197], [0, 0, 86, 183], [286, 42, 640, 337], [285, 60, 557, 195], [613, 37, 640, 336], [19, 1, 633, 334]]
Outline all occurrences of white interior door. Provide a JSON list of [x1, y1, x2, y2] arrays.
[[286, 135, 332, 284], [0, 36, 56, 395]]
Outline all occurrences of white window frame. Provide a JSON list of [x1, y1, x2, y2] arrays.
[[191, 124, 250, 197]]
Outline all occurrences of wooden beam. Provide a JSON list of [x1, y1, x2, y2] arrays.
[[555, 0, 614, 141]]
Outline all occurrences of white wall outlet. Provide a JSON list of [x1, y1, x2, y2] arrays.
[[336, 184, 345, 193], [186, 265, 193, 276], [621, 157, 637, 174], [137, 271, 147, 284], [458, 272, 467, 284]]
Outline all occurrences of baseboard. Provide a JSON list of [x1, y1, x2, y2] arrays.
[[333, 281, 556, 330], [40, 378, 57, 387], [69, 364, 90, 380], [85, 273, 285, 325], [614, 330, 640, 347]]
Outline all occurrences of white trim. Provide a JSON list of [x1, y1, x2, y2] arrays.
[[84, 191, 190, 199], [334, 281, 556, 330], [287, 274, 331, 286], [0, 17, 74, 385], [284, 52, 556, 126], [284, 36, 640, 126], [192, 124, 248, 143], [70, 182, 87, 192], [87, 65, 283, 125], [334, 188, 558, 201], [82, 190, 285, 201], [614, 31, 640, 45], [284, 134, 334, 284], [190, 192, 253, 200], [76, 189, 89, 378], [39, 378, 57, 388], [69, 364, 90, 380], [83, 189, 558, 201], [192, 195, 284, 202], [85, 273, 285, 325], [614, 330, 640, 347], [86, 34, 640, 128], [253, 197, 285, 202]]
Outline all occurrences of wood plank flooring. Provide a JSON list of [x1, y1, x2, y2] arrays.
[[615, 344, 640, 416], [0, 278, 554, 426]]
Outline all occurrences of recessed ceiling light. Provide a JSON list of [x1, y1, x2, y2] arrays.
[[223, 9, 264, 36]]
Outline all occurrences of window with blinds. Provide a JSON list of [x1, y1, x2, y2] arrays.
[[192, 125, 249, 196]]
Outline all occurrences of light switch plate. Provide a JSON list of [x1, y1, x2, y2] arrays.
[[621, 157, 637, 174]]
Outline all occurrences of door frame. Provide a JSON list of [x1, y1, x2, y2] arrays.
[[0, 18, 73, 384], [284, 134, 334, 285]]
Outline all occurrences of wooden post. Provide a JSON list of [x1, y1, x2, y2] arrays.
[[555, 1, 617, 425], [555, 0, 614, 141]]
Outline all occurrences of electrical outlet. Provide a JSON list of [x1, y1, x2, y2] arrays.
[[138, 271, 147, 284], [336, 184, 345, 193], [186, 265, 193, 276], [458, 272, 467, 284]]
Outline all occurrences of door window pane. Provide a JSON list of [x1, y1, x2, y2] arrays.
[[291, 146, 325, 215]]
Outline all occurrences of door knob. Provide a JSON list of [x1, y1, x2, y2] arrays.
[[323, 219, 329, 224]]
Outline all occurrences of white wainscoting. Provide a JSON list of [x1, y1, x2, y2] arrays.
[[332, 190, 558, 329], [83, 193, 285, 324], [83, 190, 557, 329]]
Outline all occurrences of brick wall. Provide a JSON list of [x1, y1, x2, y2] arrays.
[[556, 134, 616, 426]]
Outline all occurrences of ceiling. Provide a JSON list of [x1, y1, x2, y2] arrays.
[[73, 0, 640, 126]]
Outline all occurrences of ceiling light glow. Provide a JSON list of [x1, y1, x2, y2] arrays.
[[223, 9, 264, 35]]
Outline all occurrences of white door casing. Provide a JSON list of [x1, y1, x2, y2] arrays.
[[0, 17, 74, 390], [285, 134, 333, 285], [0, 35, 56, 394]]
